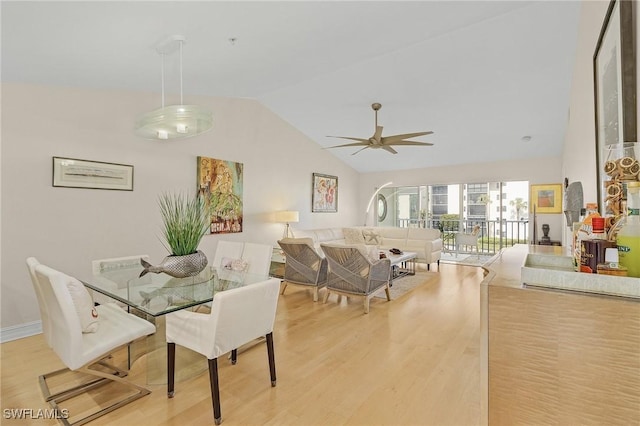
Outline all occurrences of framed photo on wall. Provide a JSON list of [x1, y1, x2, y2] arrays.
[[593, 0, 636, 213], [312, 173, 338, 212], [52, 157, 133, 191], [530, 183, 563, 214]]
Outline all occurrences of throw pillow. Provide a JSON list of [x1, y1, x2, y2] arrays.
[[354, 244, 380, 263], [343, 228, 365, 245], [362, 229, 382, 245], [67, 277, 99, 333]]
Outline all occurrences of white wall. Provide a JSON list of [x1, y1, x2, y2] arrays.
[[360, 156, 564, 242], [1, 83, 359, 331], [562, 1, 613, 208]]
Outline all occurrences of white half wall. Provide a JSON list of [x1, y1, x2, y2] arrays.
[[1, 83, 359, 331]]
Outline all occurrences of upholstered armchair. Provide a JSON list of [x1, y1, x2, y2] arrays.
[[277, 238, 328, 301], [320, 243, 391, 314]]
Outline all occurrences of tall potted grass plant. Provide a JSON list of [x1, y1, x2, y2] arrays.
[[139, 192, 210, 278]]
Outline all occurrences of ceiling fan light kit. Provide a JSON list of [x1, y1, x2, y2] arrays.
[[326, 102, 434, 155], [135, 35, 213, 140]]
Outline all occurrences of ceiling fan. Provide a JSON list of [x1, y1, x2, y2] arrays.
[[326, 103, 434, 155]]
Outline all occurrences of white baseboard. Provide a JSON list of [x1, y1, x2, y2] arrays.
[[1, 320, 42, 343]]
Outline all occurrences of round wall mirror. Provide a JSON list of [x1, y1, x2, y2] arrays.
[[377, 194, 387, 222]]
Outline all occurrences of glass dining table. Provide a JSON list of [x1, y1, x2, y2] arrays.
[[79, 260, 271, 385]]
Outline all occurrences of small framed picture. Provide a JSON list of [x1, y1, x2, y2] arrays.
[[53, 157, 134, 191], [530, 183, 562, 214], [312, 173, 338, 212]]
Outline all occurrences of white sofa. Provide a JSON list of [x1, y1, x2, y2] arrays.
[[290, 226, 442, 270]]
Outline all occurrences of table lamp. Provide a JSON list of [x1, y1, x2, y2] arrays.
[[276, 210, 299, 239]]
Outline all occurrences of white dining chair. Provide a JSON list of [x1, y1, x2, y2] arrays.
[[166, 278, 281, 425], [211, 241, 244, 270], [29, 257, 112, 403], [26, 257, 52, 347], [35, 263, 156, 425], [241, 242, 273, 276]]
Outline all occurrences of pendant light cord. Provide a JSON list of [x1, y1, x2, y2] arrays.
[[160, 52, 165, 108], [179, 40, 183, 105]]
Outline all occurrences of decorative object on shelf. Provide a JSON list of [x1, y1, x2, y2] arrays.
[[312, 173, 338, 212], [52, 157, 133, 191], [326, 103, 434, 155], [275, 210, 299, 239], [594, 0, 637, 213], [134, 35, 213, 140], [141, 192, 209, 278], [197, 156, 244, 234], [602, 142, 639, 235], [530, 183, 563, 214], [541, 224, 551, 244]]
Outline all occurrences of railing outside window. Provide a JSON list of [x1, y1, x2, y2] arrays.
[[394, 218, 529, 254]]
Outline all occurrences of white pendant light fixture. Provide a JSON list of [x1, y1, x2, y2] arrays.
[[135, 35, 213, 140]]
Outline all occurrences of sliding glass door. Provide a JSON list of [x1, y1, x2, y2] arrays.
[[375, 181, 529, 254]]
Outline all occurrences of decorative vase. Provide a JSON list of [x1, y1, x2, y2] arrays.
[[139, 250, 208, 278]]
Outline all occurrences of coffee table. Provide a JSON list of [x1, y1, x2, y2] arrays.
[[386, 250, 417, 286]]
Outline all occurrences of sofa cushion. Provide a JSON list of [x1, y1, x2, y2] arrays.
[[407, 227, 441, 240], [377, 227, 410, 239], [290, 228, 318, 244]]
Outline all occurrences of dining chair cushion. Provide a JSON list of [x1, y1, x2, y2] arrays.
[[67, 277, 99, 333]]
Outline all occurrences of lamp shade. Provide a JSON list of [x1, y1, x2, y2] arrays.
[[135, 105, 213, 140], [275, 210, 299, 223]]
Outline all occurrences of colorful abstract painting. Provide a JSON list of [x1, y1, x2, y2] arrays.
[[197, 156, 244, 233]]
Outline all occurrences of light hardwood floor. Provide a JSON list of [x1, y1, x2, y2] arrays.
[[1, 263, 484, 426]]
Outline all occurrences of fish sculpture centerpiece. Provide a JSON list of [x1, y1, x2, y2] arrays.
[[139, 250, 208, 278]]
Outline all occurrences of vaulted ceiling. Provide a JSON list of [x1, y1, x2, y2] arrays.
[[1, 1, 581, 173]]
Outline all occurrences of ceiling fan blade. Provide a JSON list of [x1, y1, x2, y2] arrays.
[[382, 146, 398, 154], [325, 141, 370, 149], [386, 140, 434, 147], [372, 126, 383, 142], [327, 135, 370, 143], [351, 146, 370, 155], [381, 131, 433, 143]]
